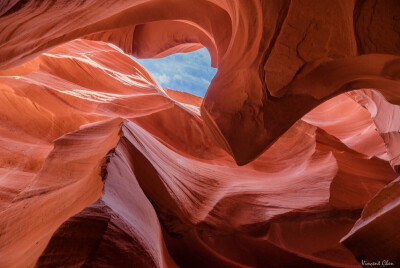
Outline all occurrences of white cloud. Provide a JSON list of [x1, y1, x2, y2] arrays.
[[173, 74, 182, 80], [157, 74, 170, 84], [197, 47, 211, 59]]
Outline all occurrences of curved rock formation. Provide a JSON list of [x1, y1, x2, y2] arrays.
[[1, 0, 399, 165], [0, 1, 399, 267]]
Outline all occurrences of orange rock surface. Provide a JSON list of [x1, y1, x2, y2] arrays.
[[0, 1, 399, 267]]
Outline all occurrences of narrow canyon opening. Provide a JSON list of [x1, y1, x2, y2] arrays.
[[134, 47, 217, 97]]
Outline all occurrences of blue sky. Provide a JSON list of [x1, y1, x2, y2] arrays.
[[134, 48, 217, 97]]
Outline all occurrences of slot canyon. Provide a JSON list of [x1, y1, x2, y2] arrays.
[[0, 0, 400, 267]]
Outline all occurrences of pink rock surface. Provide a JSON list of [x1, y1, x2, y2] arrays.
[[0, 1, 399, 267], [1, 0, 399, 165]]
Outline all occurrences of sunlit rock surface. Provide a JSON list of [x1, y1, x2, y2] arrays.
[[0, 0, 400, 267]]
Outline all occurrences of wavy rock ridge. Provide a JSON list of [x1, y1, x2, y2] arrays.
[[0, 0, 400, 267]]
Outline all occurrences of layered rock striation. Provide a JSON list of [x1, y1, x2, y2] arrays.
[[0, 0, 400, 267]]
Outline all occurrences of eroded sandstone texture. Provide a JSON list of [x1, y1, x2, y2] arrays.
[[0, 1, 399, 267]]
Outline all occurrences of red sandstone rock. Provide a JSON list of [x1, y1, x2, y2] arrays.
[[0, 1, 400, 267], [1, 0, 399, 165], [341, 176, 400, 264]]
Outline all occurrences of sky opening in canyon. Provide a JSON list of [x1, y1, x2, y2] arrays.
[[134, 48, 217, 97]]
